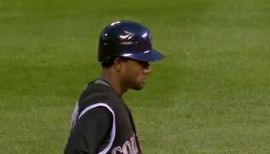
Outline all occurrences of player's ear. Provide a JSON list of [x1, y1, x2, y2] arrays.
[[114, 57, 128, 72], [114, 57, 122, 72]]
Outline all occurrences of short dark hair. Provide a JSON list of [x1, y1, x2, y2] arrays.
[[101, 59, 114, 68]]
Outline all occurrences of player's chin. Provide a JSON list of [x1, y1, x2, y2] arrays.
[[132, 86, 144, 91], [131, 81, 146, 91]]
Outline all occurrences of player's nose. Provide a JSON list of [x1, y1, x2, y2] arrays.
[[143, 64, 151, 75]]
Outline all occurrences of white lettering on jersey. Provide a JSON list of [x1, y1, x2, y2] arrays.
[[111, 134, 139, 154]]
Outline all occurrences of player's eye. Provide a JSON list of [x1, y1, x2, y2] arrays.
[[137, 61, 149, 68]]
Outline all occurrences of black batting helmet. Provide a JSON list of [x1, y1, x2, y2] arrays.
[[98, 20, 164, 64]]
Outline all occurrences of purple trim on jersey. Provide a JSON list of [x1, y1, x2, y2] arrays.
[[78, 103, 116, 154]]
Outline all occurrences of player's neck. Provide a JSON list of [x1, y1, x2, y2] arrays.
[[100, 69, 128, 96]]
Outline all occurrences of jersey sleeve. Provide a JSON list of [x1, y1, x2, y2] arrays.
[[64, 107, 113, 154]]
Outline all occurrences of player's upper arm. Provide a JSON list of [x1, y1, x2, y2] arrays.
[[65, 106, 113, 154]]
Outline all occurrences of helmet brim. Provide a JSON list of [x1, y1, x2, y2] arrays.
[[119, 49, 164, 62]]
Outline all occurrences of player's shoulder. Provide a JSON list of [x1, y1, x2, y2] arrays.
[[78, 103, 114, 122], [77, 79, 126, 114]]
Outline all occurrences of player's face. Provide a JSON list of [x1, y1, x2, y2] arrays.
[[121, 58, 151, 90]]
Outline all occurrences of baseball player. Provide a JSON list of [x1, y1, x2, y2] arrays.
[[64, 20, 164, 154]]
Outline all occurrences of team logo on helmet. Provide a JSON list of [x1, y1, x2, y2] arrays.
[[119, 31, 135, 45]]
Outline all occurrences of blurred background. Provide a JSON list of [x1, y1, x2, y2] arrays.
[[0, 0, 269, 153]]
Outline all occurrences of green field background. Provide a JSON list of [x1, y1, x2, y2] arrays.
[[1, 0, 270, 153]]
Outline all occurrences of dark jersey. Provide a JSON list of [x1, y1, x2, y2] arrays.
[[65, 79, 142, 154]]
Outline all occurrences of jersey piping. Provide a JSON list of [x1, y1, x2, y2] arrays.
[[78, 103, 116, 154]]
